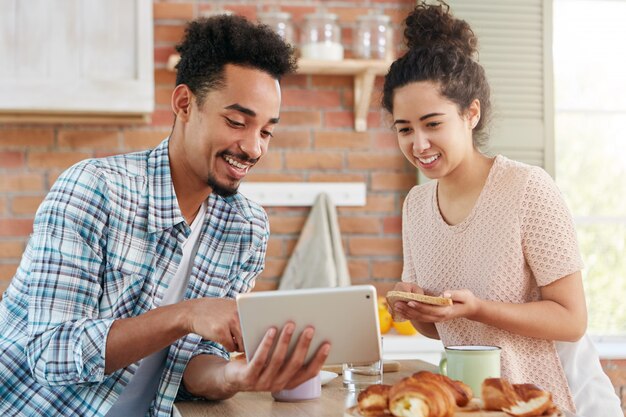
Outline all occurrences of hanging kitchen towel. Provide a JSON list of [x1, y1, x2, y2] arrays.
[[279, 192, 351, 289]]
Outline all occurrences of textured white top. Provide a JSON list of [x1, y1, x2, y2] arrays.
[[402, 155, 583, 411]]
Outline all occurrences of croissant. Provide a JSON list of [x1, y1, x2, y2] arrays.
[[411, 371, 473, 407], [482, 378, 554, 417], [357, 384, 392, 416], [388, 376, 456, 417]]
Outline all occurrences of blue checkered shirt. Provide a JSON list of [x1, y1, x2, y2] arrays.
[[0, 138, 268, 416]]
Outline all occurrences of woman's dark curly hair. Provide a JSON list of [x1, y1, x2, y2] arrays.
[[175, 14, 297, 106], [382, 1, 492, 148]]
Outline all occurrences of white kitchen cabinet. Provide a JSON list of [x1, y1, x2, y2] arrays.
[[0, 0, 153, 123]]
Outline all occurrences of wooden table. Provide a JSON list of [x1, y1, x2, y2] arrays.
[[173, 360, 437, 417], [173, 360, 578, 417]]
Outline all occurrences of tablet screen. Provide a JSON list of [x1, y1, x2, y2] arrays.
[[236, 285, 382, 366]]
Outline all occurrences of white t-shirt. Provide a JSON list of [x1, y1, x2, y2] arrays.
[[105, 202, 207, 417], [556, 336, 623, 417]]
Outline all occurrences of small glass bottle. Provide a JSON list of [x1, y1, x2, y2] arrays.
[[300, 11, 344, 61], [258, 10, 294, 45], [354, 11, 394, 61]]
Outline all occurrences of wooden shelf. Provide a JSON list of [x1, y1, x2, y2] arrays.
[[0, 111, 151, 125], [167, 54, 392, 132]]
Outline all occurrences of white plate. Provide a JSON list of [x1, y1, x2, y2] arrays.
[[320, 370, 338, 386]]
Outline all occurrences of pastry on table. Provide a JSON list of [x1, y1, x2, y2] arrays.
[[388, 375, 456, 417], [357, 384, 392, 416], [410, 371, 473, 407], [482, 378, 555, 417]]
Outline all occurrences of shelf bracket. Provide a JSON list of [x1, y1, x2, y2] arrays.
[[353, 70, 377, 132]]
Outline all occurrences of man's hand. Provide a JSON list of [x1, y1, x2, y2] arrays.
[[183, 298, 243, 352], [183, 322, 331, 399]]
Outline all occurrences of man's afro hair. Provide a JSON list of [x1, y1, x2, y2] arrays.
[[175, 14, 297, 103]]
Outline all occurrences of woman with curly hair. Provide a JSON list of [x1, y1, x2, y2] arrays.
[[385, 2, 621, 415]]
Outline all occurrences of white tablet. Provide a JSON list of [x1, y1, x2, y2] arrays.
[[236, 285, 382, 366]]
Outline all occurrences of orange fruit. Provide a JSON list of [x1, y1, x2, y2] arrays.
[[392, 319, 418, 336], [378, 307, 393, 334]]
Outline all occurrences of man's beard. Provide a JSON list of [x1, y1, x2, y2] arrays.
[[207, 172, 238, 197]]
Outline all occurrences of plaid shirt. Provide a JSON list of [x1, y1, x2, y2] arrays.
[[0, 138, 268, 417]]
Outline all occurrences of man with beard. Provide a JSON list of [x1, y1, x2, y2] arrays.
[[0, 15, 330, 417]]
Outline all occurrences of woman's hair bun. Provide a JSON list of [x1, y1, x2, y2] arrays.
[[404, 1, 477, 58]]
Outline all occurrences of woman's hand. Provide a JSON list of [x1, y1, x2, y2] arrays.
[[395, 289, 481, 323]]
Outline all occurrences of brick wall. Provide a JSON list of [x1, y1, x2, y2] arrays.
[[0, 0, 415, 298], [0, 2, 624, 410]]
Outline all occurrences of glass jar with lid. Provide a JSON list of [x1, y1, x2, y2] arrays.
[[258, 10, 294, 45], [354, 11, 394, 61], [300, 11, 344, 61]]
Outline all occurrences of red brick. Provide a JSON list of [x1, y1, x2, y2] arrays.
[[271, 130, 310, 149], [348, 259, 370, 280], [280, 111, 321, 127], [253, 153, 282, 170], [0, 151, 24, 168], [268, 215, 306, 234], [154, 45, 177, 66], [11, 195, 44, 215], [383, 215, 402, 234], [153, 2, 194, 20], [324, 111, 382, 129], [387, 8, 414, 25], [375, 132, 399, 149], [311, 75, 353, 88], [349, 237, 402, 256], [155, 86, 173, 106], [278, 6, 316, 23], [315, 131, 370, 149], [0, 241, 26, 258], [0, 219, 33, 237], [282, 90, 341, 108], [28, 151, 90, 170], [154, 24, 186, 43], [251, 278, 279, 292], [347, 153, 408, 170], [123, 130, 169, 151], [0, 263, 18, 280], [308, 173, 366, 182], [265, 238, 283, 257], [281, 74, 307, 88], [58, 130, 119, 149], [155, 68, 176, 86], [342, 89, 354, 108], [223, 5, 256, 20], [371, 172, 416, 191], [285, 151, 343, 170], [0, 173, 45, 192], [150, 109, 175, 127], [259, 258, 287, 280], [373, 261, 403, 279], [94, 151, 122, 159], [0, 279, 10, 299], [328, 7, 372, 23], [0, 128, 54, 147], [339, 194, 396, 214], [339, 216, 381, 234]]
